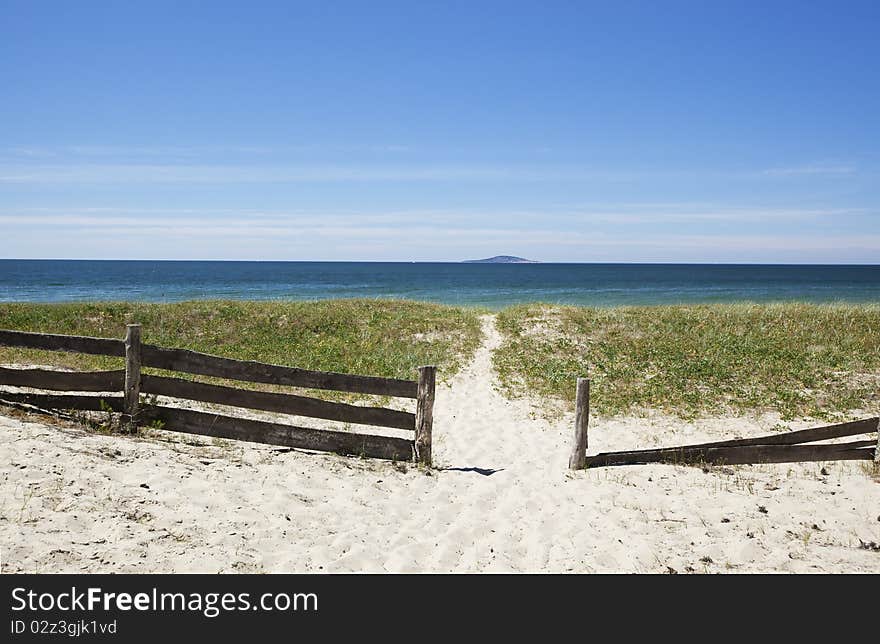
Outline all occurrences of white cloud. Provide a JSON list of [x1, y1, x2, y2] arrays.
[[2, 201, 876, 262], [0, 204, 869, 228], [762, 164, 856, 177], [0, 163, 635, 184], [3, 144, 411, 158]]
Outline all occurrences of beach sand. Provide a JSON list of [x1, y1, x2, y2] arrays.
[[1, 315, 879, 573]]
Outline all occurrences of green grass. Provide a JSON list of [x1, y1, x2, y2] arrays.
[[0, 299, 483, 392], [494, 303, 880, 419], [5, 299, 880, 419]]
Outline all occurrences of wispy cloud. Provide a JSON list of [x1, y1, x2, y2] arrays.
[[762, 164, 857, 177], [3, 196, 879, 262], [0, 204, 871, 227], [0, 163, 598, 184], [0, 162, 869, 185], [2, 144, 411, 159], [4, 220, 878, 262]]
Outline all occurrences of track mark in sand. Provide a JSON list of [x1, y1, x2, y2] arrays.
[[433, 314, 563, 473]]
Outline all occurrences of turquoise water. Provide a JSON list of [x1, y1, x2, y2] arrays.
[[1, 260, 879, 308]]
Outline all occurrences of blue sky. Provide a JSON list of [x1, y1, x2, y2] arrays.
[[1, 1, 878, 262]]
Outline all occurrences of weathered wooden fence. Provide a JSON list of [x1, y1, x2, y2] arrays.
[[568, 377, 880, 469], [0, 325, 435, 464]]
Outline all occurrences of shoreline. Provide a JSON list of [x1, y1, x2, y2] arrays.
[[2, 296, 880, 310]]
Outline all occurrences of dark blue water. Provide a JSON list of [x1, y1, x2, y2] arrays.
[[1, 260, 879, 308]]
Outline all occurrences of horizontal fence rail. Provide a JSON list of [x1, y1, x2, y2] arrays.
[[141, 344, 419, 398], [0, 329, 125, 357], [140, 405, 414, 461], [0, 325, 434, 464], [586, 441, 876, 468], [0, 366, 125, 392], [141, 374, 416, 430], [0, 391, 125, 413], [666, 417, 880, 449]]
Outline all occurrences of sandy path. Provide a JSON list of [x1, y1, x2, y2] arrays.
[[437, 314, 560, 471], [2, 315, 879, 573]]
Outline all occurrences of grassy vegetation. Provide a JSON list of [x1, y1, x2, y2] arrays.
[[0, 299, 483, 391], [5, 299, 880, 419], [494, 303, 880, 419]]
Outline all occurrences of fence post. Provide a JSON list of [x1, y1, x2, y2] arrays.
[[875, 417, 880, 465], [568, 377, 590, 470], [123, 324, 142, 432], [414, 365, 436, 466]]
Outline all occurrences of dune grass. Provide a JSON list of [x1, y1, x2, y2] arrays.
[[0, 299, 483, 390], [494, 303, 880, 419], [4, 299, 880, 419]]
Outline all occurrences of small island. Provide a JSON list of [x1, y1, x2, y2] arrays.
[[462, 255, 539, 264]]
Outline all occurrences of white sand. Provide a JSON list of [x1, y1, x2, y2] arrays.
[[1, 315, 879, 573]]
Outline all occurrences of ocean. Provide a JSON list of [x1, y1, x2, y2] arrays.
[[1, 260, 879, 308]]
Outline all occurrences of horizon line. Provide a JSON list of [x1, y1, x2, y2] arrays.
[[2, 258, 880, 266]]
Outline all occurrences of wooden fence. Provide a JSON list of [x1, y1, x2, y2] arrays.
[[568, 377, 880, 470], [0, 325, 435, 464]]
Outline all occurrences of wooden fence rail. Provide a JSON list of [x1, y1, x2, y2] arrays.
[[0, 329, 124, 356], [140, 374, 417, 430], [586, 439, 877, 468], [0, 325, 435, 464], [0, 366, 124, 391], [141, 343, 418, 398], [568, 376, 879, 469], [140, 405, 415, 461], [0, 391, 125, 413]]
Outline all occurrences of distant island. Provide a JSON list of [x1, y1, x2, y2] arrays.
[[462, 255, 539, 264]]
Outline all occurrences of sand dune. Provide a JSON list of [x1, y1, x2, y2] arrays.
[[1, 315, 879, 573]]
